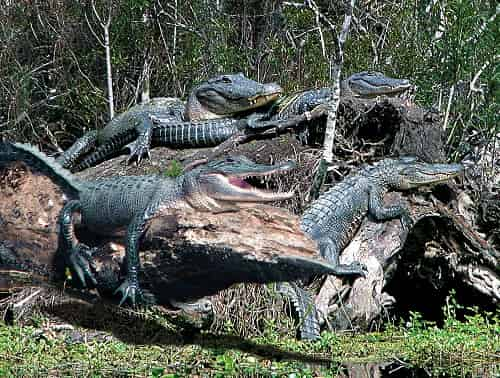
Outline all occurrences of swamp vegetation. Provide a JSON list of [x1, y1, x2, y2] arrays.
[[0, 0, 498, 376]]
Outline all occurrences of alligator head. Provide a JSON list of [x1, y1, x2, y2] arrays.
[[183, 155, 295, 212], [185, 73, 282, 121], [344, 71, 412, 98], [377, 157, 464, 189]]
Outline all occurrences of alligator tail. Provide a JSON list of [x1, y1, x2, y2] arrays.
[[0, 142, 81, 195], [73, 133, 133, 172], [56, 130, 98, 169], [276, 282, 320, 340]]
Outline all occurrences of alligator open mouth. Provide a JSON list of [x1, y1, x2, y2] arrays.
[[210, 160, 295, 202]]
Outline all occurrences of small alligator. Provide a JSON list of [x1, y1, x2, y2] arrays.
[[293, 157, 463, 339], [5, 143, 297, 306], [243, 72, 413, 143], [57, 73, 282, 171], [266, 71, 412, 121]]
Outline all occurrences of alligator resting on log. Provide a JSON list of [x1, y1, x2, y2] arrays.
[[1, 94, 498, 336]]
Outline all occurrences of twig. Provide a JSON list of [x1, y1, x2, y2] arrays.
[[443, 85, 454, 131], [466, 6, 499, 43], [12, 288, 42, 309], [88, 0, 115, 120], [468, 60, 491, 96]]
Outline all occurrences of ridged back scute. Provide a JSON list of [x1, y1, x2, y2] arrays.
[[357, 158, 406, 187], [0, 142, 81, 196]]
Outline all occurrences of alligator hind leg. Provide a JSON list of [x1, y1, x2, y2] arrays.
[[56, 130, 98, 169], [125, 119, 153, 164], [318, 237, 367, 277], [114, 215, 147, 306], [59, 200, 97, 287]]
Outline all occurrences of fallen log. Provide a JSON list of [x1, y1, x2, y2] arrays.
[[0, 158, 338, 305]]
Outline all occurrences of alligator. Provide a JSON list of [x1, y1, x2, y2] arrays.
[[293, 157, 463, 339], [57, 73, 282, 171], [243, 72, 412, 141], [4, 143, 302, 306], [267, 71, 411, 120]]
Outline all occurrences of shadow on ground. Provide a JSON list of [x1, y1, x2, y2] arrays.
[[45, 301, 331, 365]]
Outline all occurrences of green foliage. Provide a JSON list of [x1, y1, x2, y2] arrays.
[[164, 160, 183, 177], [0, 0, 495, 161], [1, 302, 497, 376]]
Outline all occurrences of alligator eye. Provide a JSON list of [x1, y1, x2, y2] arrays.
[[221, 76, 232, 83]]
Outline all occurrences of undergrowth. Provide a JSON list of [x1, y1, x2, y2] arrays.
[[0, 296, 498, 377]]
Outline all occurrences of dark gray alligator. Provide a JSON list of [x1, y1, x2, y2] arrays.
[[4, 143, 305, 306], [291, 157, 463, 339], [57, 73, 282, 171]]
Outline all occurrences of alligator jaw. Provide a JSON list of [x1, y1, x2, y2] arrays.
[[191, 74, 283, 119], [246, 82, 283, 107], [347, 72, 412, 97], [401, 163, 464, 189], [221, 177, 294, 201], [208, 160, 295, 202]]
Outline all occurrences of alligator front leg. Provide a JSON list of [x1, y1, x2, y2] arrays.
[[318, 237, 367, 277], [125, 120, 153, 164], [114, 215, 147, 306], [368, 186, 412, 230], [56, 130, 98, 169], [245, 104, 329, 131], [59, 200, 97, 287]]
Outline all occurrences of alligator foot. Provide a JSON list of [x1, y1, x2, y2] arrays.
[[335, 261, 368, 278], [66, 243, 98, 288], [245, 113, 273, 129], [170, 298, 214, 317], [125, 138, 151, 164], [114, 276, 144, 306], [400, 211, 413, 232]]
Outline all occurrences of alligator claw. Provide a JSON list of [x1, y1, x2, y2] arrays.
[[114, 277, 143, 306], [246, 113, 270, 129], [67, 244, 97, 288], [348, 261, 368, 278], [400, 212, 413, 232], [125, 140, 151, 165]]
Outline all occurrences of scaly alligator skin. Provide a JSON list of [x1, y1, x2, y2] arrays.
[[276, 282, 320, 340], [73, 117, 248, 172], [301, 157, 463, 271], [293, 157, 463, 339], [4, 143, 297, 306], [57, 73, 282, 171]]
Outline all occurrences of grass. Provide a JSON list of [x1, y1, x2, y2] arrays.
[[0, 303, 498, 377]]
